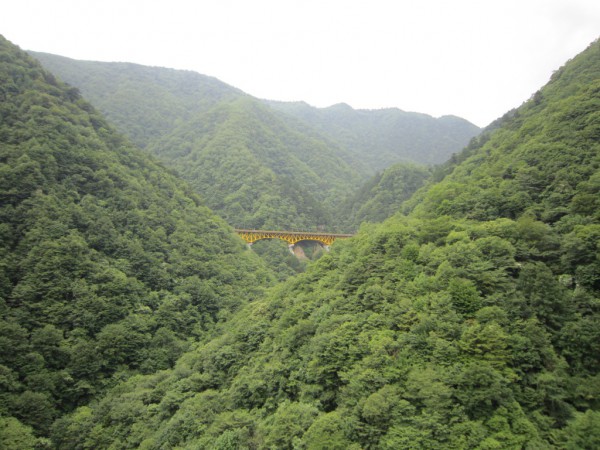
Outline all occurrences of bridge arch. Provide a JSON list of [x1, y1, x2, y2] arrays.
[[234, 229, 353, 251]]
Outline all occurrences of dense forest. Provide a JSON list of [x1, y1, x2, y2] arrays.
[[266, 100, 480, 171], [30, 52, 480, 233], [0, 35, 274, 447], [338, 162, 432, 230], [144, 97, 359, 231], [1, 34, 599, 449]]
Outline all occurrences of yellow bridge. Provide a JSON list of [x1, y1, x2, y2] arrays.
[[234, 229, 353, 251]]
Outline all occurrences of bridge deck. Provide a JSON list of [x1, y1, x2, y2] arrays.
[[234, 229, 353, 246]]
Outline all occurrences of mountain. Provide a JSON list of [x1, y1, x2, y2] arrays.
[[0, 35, 273, 443], [266, 100, 481, 171], [52, 39, 600, 449], [336, 162, 431, 230], [28, 52, 245, 149], [28, 52, 479, 277], [145, 96, 361, 231], [30, 52, 363, 233], [31, 52, 480, 177]]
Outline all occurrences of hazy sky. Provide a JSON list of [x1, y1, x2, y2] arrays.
[[2, 0, 599, 127]]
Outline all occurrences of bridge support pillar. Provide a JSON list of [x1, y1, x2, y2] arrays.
[[288, 244, 295, 254], [246, 242, 253, 249], [323, 245, 330, 252]]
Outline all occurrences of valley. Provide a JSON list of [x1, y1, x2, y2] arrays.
[[30, 51, 480, 232], [0, 35, 599, 449]]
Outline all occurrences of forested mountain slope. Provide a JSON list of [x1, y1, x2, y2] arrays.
[[0, 35, 273, 445], [146, 97, 360, 231], [30, 52, 362, 232], [335, 162, 431, 230], [405, 44, 600, 226], [53, 40, 600, 449], [29, 52, 244, 149], [31, 52, 479, 176], [267, 100, 481, 171]]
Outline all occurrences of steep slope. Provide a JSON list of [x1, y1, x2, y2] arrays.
[[267, 100, 481, 171], [30, 52, 362, 231], [0, 35, 272, 442], [29, 51, 244, 148], [336, 162, 431, 230], [147, 97, 361, 231], [53, 40, 600, 449], [405, 42, 600, 227]]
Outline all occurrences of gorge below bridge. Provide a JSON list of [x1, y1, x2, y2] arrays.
[[234, 229, 354, 253]]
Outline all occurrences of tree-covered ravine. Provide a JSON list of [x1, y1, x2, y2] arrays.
[[1, 34, 599, 449], [29, 49, 471, 277], [29, 50, 480, 234]]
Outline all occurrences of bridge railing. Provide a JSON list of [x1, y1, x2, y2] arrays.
[[234, 229, 354, 237], [234, 229, 354, 247]]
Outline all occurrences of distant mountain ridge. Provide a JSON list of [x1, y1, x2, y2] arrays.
[[266, 100, 481, 171], [30, 51, 479, 177], [29, 52, 362, 233], [30, 52, 480, 176], [29, 52, 245, 148], [29, 52, 480, 236]]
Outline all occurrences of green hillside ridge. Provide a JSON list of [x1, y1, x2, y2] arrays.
[[147, 96, 361, 231], [0, 35, 273, 445], [29, 52, 245, 149], [266, 100, 481, 171], [337, 162, 431, 230], [30, 52, 364, 235], [31, 52, 479, 177], [51, 39, 600, 449]]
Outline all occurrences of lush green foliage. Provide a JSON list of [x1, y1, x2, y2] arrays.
[[30, 52, 478, 230], [29, 52, 244, 149], [145, 97, 360, 231], [337, 162, 431, 230], [267, 101, 481, 171], [2, 34, 598, 449], [48, 39, 600, 449], [0, 36, 273, 440]]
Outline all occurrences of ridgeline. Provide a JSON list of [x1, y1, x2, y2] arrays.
[[0, 35, 598, 449]]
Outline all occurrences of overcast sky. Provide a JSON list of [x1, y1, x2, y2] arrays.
[[2, 0, 599, 127]]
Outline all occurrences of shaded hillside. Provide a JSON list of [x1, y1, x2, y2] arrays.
[[267, 100, 481, 171], [336, 162, 431, 230], [53, 40, 600, 449], [0, 35, 272, 443]]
